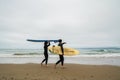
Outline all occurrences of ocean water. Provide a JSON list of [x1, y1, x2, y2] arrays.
[[0, 49, 43, 57], [0, 48, 120, 65], [0, 47, 120, 57], [79, 47, 120, 56]]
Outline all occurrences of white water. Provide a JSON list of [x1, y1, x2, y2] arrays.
[[0, 48, 120, 66]]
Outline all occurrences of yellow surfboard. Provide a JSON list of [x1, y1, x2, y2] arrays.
[[48, 46, 79, 56]]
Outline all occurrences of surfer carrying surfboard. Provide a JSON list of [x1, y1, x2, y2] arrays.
[[55, 39, 66, 68], [41, 41, 50, 67]]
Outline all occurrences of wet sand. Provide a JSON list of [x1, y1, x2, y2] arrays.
[[0, 64, 120, 80]]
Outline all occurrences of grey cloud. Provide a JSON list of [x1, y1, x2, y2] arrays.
[[0, 0, 120, 48]]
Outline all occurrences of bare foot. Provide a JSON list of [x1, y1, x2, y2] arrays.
[[54, 64, 57, 69], [45, 64, 48, 68], [41, 63, 43, 67], [61, 66, 66, 69]]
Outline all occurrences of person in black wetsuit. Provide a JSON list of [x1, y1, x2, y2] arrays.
[[41, 41, 50, 67], [55, 39, 66, 68]]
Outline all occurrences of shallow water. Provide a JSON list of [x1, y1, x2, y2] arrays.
[[0, 48, 120, 66]]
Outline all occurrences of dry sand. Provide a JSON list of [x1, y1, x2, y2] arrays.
[[0, 64, 120, 80]]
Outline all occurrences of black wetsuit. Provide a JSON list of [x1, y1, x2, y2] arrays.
[[41, 42, 50, 65], [56, 43, 64, 66]]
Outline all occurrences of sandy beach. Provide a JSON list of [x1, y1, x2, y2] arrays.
[[0, 64, 120, 80]]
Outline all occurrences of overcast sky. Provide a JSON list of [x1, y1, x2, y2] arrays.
[[0, 0, 120, 49]]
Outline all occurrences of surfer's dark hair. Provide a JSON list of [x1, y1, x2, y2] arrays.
[[58, 39, 62, 42], [44, 41, 48, 45]]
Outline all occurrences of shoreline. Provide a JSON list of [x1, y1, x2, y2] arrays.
[[0, 64, 120, 80], [0, 56, 120, 66]]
